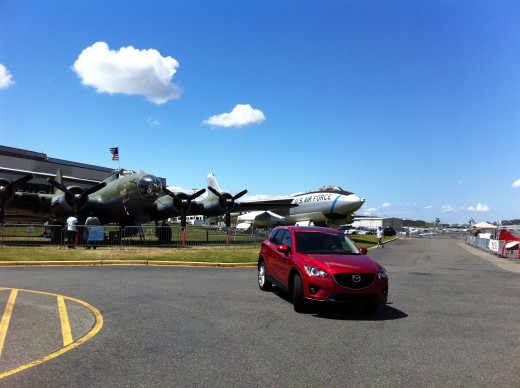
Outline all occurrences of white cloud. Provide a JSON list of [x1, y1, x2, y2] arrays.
[[203, 104, 266, 128], [467, 203, 490, 212], [441, 205, 458, 214], [513, 179, 520, 188], [72, 42, 181, 104], [146, 117, 161, 127], [0, 64, 14, 89], [362, 208, 378, 217], [381, 202, 391, 209]]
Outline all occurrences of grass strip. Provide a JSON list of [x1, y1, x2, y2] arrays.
[[0, 236, 387, 264]]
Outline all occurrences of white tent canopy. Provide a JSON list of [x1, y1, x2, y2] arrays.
[[472, 222, 497, 229]]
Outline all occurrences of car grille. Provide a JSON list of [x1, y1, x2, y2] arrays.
[[333, 273, 375, 290]]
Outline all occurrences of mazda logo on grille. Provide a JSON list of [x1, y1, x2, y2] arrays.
[[352, 275, 361, 283]]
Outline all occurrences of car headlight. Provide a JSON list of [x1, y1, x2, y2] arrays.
[[377, 266, 388, 279], [304, 265, 329, 278]]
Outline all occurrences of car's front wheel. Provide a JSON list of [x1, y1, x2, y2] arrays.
[[258, 261, 272, 291], [292, 274, 306, 313]]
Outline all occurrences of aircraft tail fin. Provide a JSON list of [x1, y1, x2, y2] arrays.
[[53, 169, 63, 194], [207, 173, 222, 198]]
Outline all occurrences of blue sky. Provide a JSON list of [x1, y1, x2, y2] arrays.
[[1, 1, 519, 224]]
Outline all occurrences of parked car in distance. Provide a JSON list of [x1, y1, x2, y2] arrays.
[[383, 227, 396, 236], [257, 226, 389, 312], [341, 226, 367, 235], [336, 225, 356, 234]]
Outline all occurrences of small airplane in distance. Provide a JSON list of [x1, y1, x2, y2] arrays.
[[232, 185, 365, 227]]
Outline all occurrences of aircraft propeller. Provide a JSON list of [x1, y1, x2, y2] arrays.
[[207, 186, 248, 228], [47, 178, 107, 218], [0, 174, 34, 223], [161, 187, 206, 228]]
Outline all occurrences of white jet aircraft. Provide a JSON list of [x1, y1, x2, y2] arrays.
[[232, 184, 365, 227]]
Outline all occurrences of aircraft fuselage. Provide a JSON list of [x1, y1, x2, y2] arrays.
[[239, 189, 364, 226]]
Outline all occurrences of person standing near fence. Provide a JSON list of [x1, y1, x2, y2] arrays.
[[66, 214, 78, 249], [85, 212, 100, 249]]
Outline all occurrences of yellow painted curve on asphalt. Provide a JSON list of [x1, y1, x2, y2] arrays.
[[0, 288, 103, 379]]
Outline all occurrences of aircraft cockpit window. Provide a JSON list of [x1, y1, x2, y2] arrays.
[[316, 185, 352, 195], [137, 175, 162, 200]]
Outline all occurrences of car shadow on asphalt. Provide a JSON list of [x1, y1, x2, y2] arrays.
[[272, 290, 407, 321], [310, 303, 407, 321]]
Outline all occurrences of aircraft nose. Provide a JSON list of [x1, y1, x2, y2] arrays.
[[338, 193, 365, 213], [137, 175, 162, 200]]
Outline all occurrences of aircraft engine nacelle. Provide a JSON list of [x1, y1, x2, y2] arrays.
[[204, 192, 234, 216], [0, 174, 35, 223], [170, 193, 195, 216], [63, 186, 87, 208], [50, 186, 89, 216], [0, 178, 16, 203]]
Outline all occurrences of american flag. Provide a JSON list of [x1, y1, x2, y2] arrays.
[[109, 147, 119, 161]]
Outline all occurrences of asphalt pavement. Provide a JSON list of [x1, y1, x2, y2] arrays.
[[0, 237, 519, 387]]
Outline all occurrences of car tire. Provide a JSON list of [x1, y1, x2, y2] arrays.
[[258, 261, 272, 291], [292, 274, 306, 313]]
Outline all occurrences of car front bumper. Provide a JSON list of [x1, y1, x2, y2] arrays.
[[303, 275, 388, 305]]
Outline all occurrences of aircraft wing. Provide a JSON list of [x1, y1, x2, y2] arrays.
[[3, 192, 54, 223], [233, 197, 297, 212]]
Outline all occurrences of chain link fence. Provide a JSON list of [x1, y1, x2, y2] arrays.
[[0, 224, 268, 249]]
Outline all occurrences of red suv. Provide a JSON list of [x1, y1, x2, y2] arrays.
[[258, 226, 388, 312]]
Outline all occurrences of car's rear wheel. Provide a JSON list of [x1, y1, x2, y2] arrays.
[[292, 274, 306, 313], [258, 261, 272, 291]]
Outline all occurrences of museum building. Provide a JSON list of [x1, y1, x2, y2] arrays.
[[0, 145, 113, 194]]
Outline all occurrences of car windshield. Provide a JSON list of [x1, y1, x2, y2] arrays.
[[295, 231, 360, 255]]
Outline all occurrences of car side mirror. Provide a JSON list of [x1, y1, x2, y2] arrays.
[[359, 247, 368, 255], [277, 244, 290, 254]]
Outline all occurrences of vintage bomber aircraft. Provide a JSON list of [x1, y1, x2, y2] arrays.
[[147, 173, 296, 228], [0, 169, 163, 226], [1, 170, 295, 230]]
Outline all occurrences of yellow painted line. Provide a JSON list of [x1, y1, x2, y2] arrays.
[[57, 296, 73, 346], [0, 289, 18, 358], [0, 288, 103, 379]]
